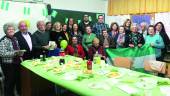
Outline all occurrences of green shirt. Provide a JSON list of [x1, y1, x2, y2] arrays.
[[145, 34, 164, 58], [82, 33, 96, 51]]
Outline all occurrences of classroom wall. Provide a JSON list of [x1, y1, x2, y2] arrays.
[[43, 0, 107, 14], [0, 1, 48, 38]]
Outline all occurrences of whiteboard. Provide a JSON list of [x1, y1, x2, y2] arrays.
[[0, 1, 49, 38]]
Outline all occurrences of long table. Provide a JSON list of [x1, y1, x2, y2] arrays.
[[21, 55, 170, 96]]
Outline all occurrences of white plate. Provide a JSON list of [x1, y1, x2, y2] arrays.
[[135, 78, 157, 89], [63, 72, 78, 80], [88, 82, 111, 90]]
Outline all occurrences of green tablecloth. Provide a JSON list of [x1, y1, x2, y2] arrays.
[[21, 55, 170, 96]]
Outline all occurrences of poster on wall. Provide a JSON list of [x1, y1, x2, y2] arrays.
[[131, 15, 151, 25]]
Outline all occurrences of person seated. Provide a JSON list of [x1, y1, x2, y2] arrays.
[[125, 23, 145, 48], [88, 38, 106, 61], [99, 29, 115, 48], [82, 26, 96, 52], [65, 36, 85, 59]]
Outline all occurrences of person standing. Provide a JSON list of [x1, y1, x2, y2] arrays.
[[32, 21, 51, 58], [139, 22, 148, 39], [126, 24, 145, 48], [154, 22, 170, 60], [0, 23, 24, 96], [71, 23, 82, 44], [50, 22, 67, 48], [145, 25, 164, 61], [92, 15, 109, 38], [14, 20, 33, 60], [79, 14, 93, 35]]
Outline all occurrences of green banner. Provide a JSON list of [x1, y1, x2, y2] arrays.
[[106, 44, 155, 58], [89, 16, 92, 21], [24, 7, 31, 15], [5, 2, 9, 11], [65, 18, 68, 24], [51, 10, 58, 18], [77, 20, 81, 24], [27, 7, 30, 15], [1, 0, 5, 10], [42, 8, 48, 17], [23, 7, 26, 15]]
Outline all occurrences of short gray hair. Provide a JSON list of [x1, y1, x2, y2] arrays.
[[3, 23, 16, 34]]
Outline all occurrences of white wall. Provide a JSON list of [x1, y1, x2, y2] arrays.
[[0, 1, 48, 38], [43, 0, 107, 13]]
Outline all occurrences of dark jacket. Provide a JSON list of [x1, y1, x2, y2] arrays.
[[125, 32, 145, 47], [79, 21, 93, 35], [50, 31, 67, 48], [14, 31, 33, 60], [99, 35, 116, 48]]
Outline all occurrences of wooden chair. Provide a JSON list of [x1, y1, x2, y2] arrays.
[[113, 57, 132, 69]]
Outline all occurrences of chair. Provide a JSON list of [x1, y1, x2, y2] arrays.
[[113, 57, 133, 69]]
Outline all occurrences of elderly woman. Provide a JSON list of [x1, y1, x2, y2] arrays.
[[126, 23, 145, 48], [139, 22, 148, 39], [0, 23, 24, 96], [145, 25, 165, 61], [88, 38, 106, 61]]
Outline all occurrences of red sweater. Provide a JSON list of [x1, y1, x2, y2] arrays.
[[65, 44, 85, 59]]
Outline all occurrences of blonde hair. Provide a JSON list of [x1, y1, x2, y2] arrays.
[[52, 21, 61, 31], [93, 38, 100, 44]]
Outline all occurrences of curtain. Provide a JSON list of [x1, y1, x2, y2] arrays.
[[108, 0, 170, 16]]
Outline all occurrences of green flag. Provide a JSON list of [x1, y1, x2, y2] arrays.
[[42, 8, 48, 17], [24, 7, 27, 15], [24, 7, 31, 15], [1, 0, 5, 10], [27, 7, 30, 15], [51, 10, 58, 18], [65, 18, 68, 24], [5, 2, 9, 11], [106, 44, 156, 69], [89, 16, 92, 21], [77, 20, 81, 24]]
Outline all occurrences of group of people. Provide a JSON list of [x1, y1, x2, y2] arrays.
[[0, 14, 170, 96]]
